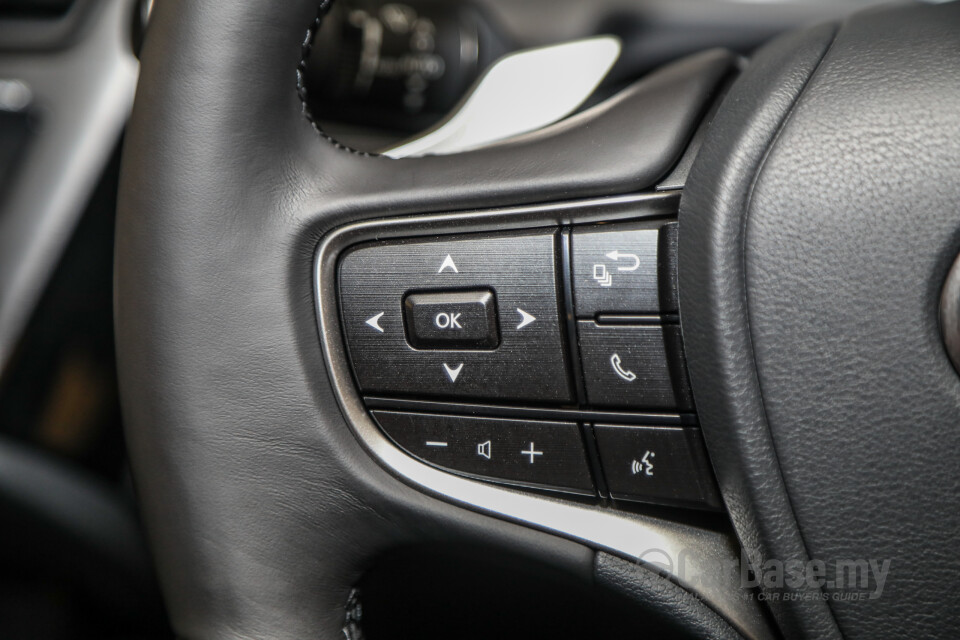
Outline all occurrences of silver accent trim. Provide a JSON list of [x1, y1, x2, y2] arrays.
[[314, 191, 773, 640], [382, 36, 620, 158], [0, 0, 138, 373]]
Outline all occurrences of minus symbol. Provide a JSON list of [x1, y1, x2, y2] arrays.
[[425, 441, 448, 447]]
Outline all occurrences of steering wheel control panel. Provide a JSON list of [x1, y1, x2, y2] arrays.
[[327, 195, 720, 510]]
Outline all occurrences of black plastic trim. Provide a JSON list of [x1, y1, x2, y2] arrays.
[[560, 228, 588, 405]]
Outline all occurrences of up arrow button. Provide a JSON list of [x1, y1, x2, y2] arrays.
[[438, 254, 459, 273]]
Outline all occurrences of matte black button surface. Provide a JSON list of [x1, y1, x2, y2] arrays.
[[593, 424, 720, 508], [571, 222, 677, 316], [373, 411, 595, 495], [339, 231, 572, 403], [577, 322, 692, 410], [403, 289, 499, 350]]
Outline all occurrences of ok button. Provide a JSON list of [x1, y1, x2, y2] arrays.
[[434, 312, 463, 329], [403, 289, 499, 350]]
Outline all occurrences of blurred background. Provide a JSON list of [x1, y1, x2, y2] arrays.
[[0, 0, 892, 637]]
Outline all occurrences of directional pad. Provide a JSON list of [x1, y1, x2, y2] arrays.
[[338, 230, 572, 403]]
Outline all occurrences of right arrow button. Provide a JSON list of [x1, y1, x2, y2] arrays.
[[516, 308, 536, 329]]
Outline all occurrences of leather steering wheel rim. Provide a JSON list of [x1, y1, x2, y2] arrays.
[[117, 1, 960, 638]]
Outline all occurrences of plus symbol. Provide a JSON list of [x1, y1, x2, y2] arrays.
[[521, 442, 543, 464]]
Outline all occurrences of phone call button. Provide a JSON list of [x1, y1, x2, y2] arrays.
[[577, 322, 693, 410]]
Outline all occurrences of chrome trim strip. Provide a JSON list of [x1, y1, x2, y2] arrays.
[[314, 191, 772, 640], [382, 36, 621, 158]]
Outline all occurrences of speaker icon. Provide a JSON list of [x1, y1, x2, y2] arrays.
[[476, 440, 492, 460]]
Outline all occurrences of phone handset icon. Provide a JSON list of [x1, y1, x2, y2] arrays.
[[610, 353, 637, 382]]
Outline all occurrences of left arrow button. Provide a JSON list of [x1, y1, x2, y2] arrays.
[[365, 312, 385, 333]]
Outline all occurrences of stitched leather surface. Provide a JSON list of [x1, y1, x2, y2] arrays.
[[683, 2, 960, 639], [115, 2, 735, 639]]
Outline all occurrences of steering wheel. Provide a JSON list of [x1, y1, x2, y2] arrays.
[[116, 1, 960, 638]]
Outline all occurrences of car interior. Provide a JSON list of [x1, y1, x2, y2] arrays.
[[1, 0, 959, 638]]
